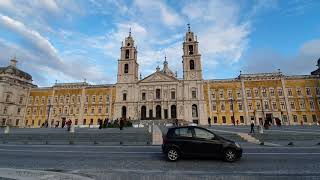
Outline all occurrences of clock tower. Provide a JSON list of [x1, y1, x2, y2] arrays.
[[182, 24, 202, 80], [117, 30, 139, 83]]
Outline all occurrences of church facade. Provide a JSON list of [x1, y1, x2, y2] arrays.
[[2, 27, 319, 127]]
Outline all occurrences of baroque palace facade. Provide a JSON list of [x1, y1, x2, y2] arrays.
[[1, 27, 320, 127]]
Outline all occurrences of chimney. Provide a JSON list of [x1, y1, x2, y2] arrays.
[[10, 57, 17, 67]]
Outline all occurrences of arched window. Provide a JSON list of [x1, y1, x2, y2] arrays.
[[141, 106, 146, 120], [190, 60, 195, 70], [188, 45, 194, 55], [124, 64, 129, 73], [125, 49, 130, 59], [192, 104, 198, 118]]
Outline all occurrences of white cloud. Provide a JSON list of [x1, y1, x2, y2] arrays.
[[241, 39, 320, 75]]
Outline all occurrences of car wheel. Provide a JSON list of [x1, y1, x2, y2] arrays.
[[224, 148, 237, 162], [167, 148, 180, 162]]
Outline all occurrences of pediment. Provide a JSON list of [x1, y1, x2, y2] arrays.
[[139, 72, 178, 83]]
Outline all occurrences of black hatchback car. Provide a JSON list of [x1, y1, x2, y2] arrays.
[[162, 126, 242, 162]]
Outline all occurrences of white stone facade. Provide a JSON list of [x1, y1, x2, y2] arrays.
[[114, 28, 207, 124], [0, 59, 36, 127]]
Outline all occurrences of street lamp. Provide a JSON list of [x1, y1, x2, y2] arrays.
[[230, 98, 235, 126]]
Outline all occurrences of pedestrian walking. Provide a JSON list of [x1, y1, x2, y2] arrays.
[[250, 120, 255, 133], [236, 119, 239, 126], [119, 118, 124, 130], [67, 119, 72, 132], [232, 119, 236, 126], [99, 119, 103, 129], [208, 117, 211, 127]]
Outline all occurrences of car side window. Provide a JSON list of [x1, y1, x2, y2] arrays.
[[175, 128, 192, 137], [194, 128, 215, 140]]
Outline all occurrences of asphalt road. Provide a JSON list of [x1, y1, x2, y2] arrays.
[[0, 144, 320, 179]]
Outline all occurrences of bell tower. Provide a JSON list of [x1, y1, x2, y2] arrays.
[[182, 24, 202, 80], [117, 29, 139, 83]]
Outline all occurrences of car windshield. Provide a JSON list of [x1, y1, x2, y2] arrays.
[[194, 128, 215, 140]]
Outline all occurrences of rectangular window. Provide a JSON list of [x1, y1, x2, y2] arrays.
[[77, 96, 81, 103], [83, 119, 86, 125], [142, 92, 146, 101], [17, 108, 21, 115], [222, 116, 226, 124], [282, 115, 287, 122], [211, 91, 216, 99], [91, 106, 95, 114], [280, 101, 286, 110], [92, 96, 96, 103], [219, 90, 224, 99], [19, 96, 24, 104], [254, 89, 259, 97], [213, 116, 217, 124], [220, 102, 225, 111], [188, 45, 194, 55], [248, 102, 253, 110], [299, 100, 305, 109], [278, 89, 283, 96], [290, 101, 295, 110], [288, 89, 292, 96], [99, 95, 103, 102], [262, 88, 267, 97], [246, 89, 251, 98], [309, 100, 315, 110], [156, 89, 161, 99], [306, 88, 311, 96], [236, 90, 241, 98], [192, 90, 196, 99], [98, 106, 102, 114], [41, 97, 45, 104], [123, 93, 127, 101], [264, 101, 269, 110], [293, 115, 298, 122], [312, 114, 317, 123], [297, 88, 302, 96], [238, 102, 243, 111], [171, 91, 176, 100], [86, 95, 89, 103], [228, 90, 232, 99], [106, 95, 110, 103], [270, 89, 275, 97], [256, 102, 261, 110], [316, 88, 320, 96], [303, 115, 307, 123], [272, 102, 277, 110], [240, 116, 244, 124], [211, 102, 216, 111]]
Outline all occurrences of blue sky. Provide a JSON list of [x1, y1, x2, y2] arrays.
[[0, 0, 319, 87]]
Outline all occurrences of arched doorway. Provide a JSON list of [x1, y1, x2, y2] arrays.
[[141, 106, 146, 120], [192, 104, 198, 118], [121, 106, 127, 119], [156, 105, 161, 119], [171, 105, 177, 119]]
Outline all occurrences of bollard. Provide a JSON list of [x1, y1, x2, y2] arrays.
[[70, 125, 75, 133], [4, 126, 10, 134]]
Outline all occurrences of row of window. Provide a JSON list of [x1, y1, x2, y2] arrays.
[[211, 87, 320, 100], [1, 118, 20, 126], [1, 106, 22, 115], [4, 94, 25, 104], [122, 89, 197, 101], [29, 95, 111, 105], [27, 106, 110, 116], [211, 99, 320, 112]]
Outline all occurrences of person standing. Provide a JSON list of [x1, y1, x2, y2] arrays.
[[119, 118, 124, 130], [99, 119, 103, 129], [236, 119, 239, 126], [208, 117, 211, 127], [250, 120, 255, 133]]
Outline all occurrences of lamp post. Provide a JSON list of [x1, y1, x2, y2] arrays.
[[230, 98, 235, 126]]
